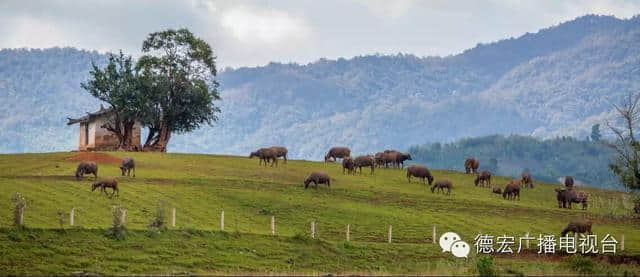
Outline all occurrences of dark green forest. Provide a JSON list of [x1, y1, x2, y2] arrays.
[[409, 135, 619, 190]]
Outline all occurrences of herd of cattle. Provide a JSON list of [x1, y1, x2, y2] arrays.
[[247, 146, 590, 212], [74, 157, 136, 197], [71, 146, 595, 236]]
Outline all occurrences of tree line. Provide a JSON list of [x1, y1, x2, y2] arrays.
[[409, 134, 619, 189]]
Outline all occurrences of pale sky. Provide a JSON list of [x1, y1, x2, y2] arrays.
[[1, 0, 639, 68]]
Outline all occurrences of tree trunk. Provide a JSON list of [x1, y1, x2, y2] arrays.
[[117, 121, 136, 151], [143, 123, 170, 152], [143, 127, 157, 148]]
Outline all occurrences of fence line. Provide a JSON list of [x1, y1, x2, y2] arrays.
[[9, 206, 632, 251]]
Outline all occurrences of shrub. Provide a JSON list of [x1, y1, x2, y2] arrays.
[[56, 210, 66, 229], [106, 205, 127, 240], [566, 255, 595, 276], [476, 255, 496, 277], [633, 196, 640, 217], [10, 192, 26, 227], [148, 201, 168, 233]]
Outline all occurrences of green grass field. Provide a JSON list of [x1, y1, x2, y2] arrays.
[[0, 152, 639, 275]]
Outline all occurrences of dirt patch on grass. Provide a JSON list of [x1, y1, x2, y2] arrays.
[[65, 152, 122, 164], [143, 178, 177, 185]]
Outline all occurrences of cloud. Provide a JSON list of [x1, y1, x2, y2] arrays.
[[0, 0, 638, 67], [220, 7, 311, 46]]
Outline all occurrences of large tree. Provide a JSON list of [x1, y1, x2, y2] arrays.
[[606, 92, 640, 192], [136, 28, 221, 152], [81, 51, 143, 151]]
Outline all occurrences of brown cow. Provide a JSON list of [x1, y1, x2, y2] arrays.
[[502, 180, 520, 200], [564, 176, 574, 188], [325, 147, 351, 162], [561, 220, 593, 237], [75, 162, 98, 180], [304, 172, 331, 189], [464, 158, 479, 174], [394, 152, 412, 168], [91, 178, 119, 197], [249, 148, 278, 167], [521, 172, 533, 188], [431, 180, 452, 195], [269, 146, 288, 163], [474, 171, 491, 187], [342, 157, 355, 175], [406, 165, 434, 185], [377, 151, 397, 168], [555, 188, 588, 210], [374, 152, 385, 168], [354, 155, 375, 175]]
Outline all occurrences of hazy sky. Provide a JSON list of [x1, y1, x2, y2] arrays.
[[1, 0, 639, 68]]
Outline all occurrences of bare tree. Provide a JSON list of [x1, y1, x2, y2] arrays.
[[606, 92, 640, 192]]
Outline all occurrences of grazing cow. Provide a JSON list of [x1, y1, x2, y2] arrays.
[[492, 187, 502, 194], [325, 147, 351, 162], [406, 165, 434, 185], [555, 188, 589, 210], [354, 155, 376, 175], [269, 146, 288, 163], [374, 150, 398, 168], [564, 176, 575, 188], [374, 152, 385, 168], [249, 148, 278, 167], [521, 172, 533, 188], [342, 157, 355, 175], [120, 157, 136, 177], [304, 172, 331, 189], [75, 162, 98, 180], [560, 220, 593, 237], [502, 180, 520, 200], [431, 180, 452, 195], [394, 152, 412, 169], [91, 178, 119, 197], [474, 171, 491, 187], [464, 158, 480, 174]]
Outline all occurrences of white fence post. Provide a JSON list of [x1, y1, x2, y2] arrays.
[[172, 208, 176, 228], [271, 216, 275, 235], [220, 210, 224, 231], [346, 224, 350, 242], [69, 208, 75, 226], [621, 234, 625, 252], [388, 225, 392, 243], [311, 221, 316, 239], [432, 225, 436, 244], [526, 232, 530, 249], [121, 209, 127, 225]]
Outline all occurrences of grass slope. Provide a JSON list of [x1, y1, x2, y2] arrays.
[[0, 152, 638, 275]]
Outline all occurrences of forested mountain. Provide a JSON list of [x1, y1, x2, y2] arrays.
[[409, 135, 619, 189], [1, 15, 639, 173]]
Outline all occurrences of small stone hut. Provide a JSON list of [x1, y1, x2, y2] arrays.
[[67, 106, 141, 151]]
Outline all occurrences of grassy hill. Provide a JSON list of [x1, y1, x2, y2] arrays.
[[0, 152, 639, 275]]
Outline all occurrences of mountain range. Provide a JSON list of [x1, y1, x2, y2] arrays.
[[1, 14, 639, 160]]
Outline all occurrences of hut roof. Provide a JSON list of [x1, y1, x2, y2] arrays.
[[66, 105, 112, 125]]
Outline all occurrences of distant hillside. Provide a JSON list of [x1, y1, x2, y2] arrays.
[[1, 15, 640, 161], [409, 135, 619, 190]]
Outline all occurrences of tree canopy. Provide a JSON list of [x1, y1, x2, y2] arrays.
[[81, 51, 142, 150], [80, 29, 221, 152], [136, 28, 221, 151]]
